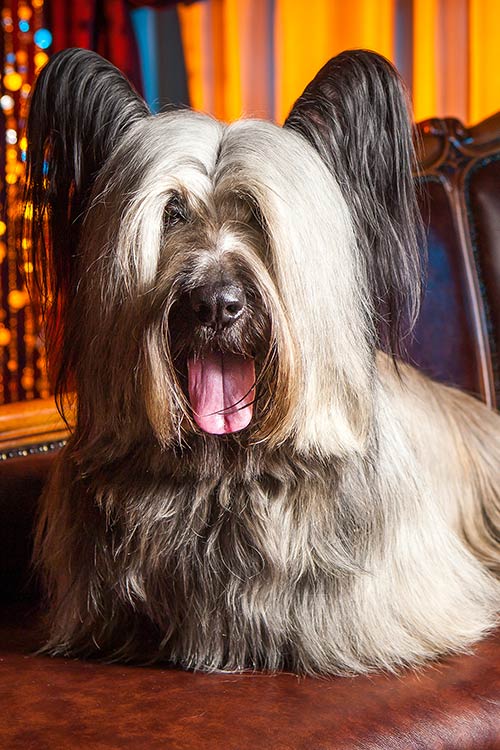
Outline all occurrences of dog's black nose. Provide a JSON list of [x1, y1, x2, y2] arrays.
[[191, 283, 246, 328]]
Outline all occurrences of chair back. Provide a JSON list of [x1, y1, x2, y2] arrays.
[[411, 113, 500, 408]]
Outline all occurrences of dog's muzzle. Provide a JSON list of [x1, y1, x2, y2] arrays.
[[187, 282, 256, 436]]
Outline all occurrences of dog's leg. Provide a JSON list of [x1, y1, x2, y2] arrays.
[[33, 445, 159, 661], [379, 355, 499, 575], [355, 355, 500, 665], [429, 383, 499, 575]]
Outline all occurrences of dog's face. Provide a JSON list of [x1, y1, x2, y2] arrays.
[[25, 50, 422, 462], [76, 111, 370, 454]]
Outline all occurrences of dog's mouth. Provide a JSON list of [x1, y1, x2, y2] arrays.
[[187, 351, 256, 435]]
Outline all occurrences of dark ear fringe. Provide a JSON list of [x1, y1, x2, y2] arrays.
[[23, 48, 149, 406], [284, 49, 426, 358]]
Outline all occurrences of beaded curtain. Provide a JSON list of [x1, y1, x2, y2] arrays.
[[0, 0, 51, 403], [0, 0, 142, 404]]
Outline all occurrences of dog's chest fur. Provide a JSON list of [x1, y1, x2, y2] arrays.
[[69, 439, 379, 669]]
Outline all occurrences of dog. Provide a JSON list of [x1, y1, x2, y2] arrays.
[[24, 47, 499, 675]]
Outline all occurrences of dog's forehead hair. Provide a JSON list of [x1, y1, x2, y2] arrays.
[[116, 110, 318, 206], [92, 108, 348, 290], [105, 110, 223, 207], [132, 110, 224, 169]]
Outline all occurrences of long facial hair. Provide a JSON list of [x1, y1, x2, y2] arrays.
[[23, 48, 498, 675], [24, 47, 425, 451], [27, 97, 378, 463], [285, 49, 426, 357]]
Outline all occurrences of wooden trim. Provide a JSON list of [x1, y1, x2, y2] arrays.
[[0, 398, 71, 451], [415, 114, 500, 408]]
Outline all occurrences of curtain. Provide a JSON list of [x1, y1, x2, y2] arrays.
[[0, 0, 145, 403], [413, 0, 500, 124], [175, 0, 500, 125], [49, 0, 143, 93]]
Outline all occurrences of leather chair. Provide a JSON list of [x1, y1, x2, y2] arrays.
[[1, 115, 499, 750], [411, 112, 500, 408]]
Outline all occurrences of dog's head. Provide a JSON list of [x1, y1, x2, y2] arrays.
[[24, 49, 423, 460]]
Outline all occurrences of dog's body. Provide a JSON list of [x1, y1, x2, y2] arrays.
[[25, 49, 499, 675]]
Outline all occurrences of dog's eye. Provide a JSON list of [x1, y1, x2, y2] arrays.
[[163, 194, 187, 230]]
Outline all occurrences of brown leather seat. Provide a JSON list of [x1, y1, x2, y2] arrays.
[[1, 114, 499, 749], [1, 594, 499, 750]]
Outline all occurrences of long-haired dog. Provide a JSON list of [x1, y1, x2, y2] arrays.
[[24, 48, 499, 675]]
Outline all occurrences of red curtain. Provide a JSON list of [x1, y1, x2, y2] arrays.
[[48, 0, 143, 93]]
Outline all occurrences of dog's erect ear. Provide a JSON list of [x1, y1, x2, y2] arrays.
[[25, 48, 149, 306], [24, 48, 149, 393], [284, 49, 425, 357]]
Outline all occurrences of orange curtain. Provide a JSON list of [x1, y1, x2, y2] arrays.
[[178, 0, 500, 126], [178, 0, 274, 121], [413, 0, 500, 124], [469, 0, 500, 124], [178, 0, 395, 123], [274, 0, 394, 123]]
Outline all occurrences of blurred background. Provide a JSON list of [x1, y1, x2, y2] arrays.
[[131, 0, 499, 126], [0, 0, 499, 404]]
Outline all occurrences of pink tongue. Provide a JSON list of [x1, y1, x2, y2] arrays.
[[187, 352, 255, 435]]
